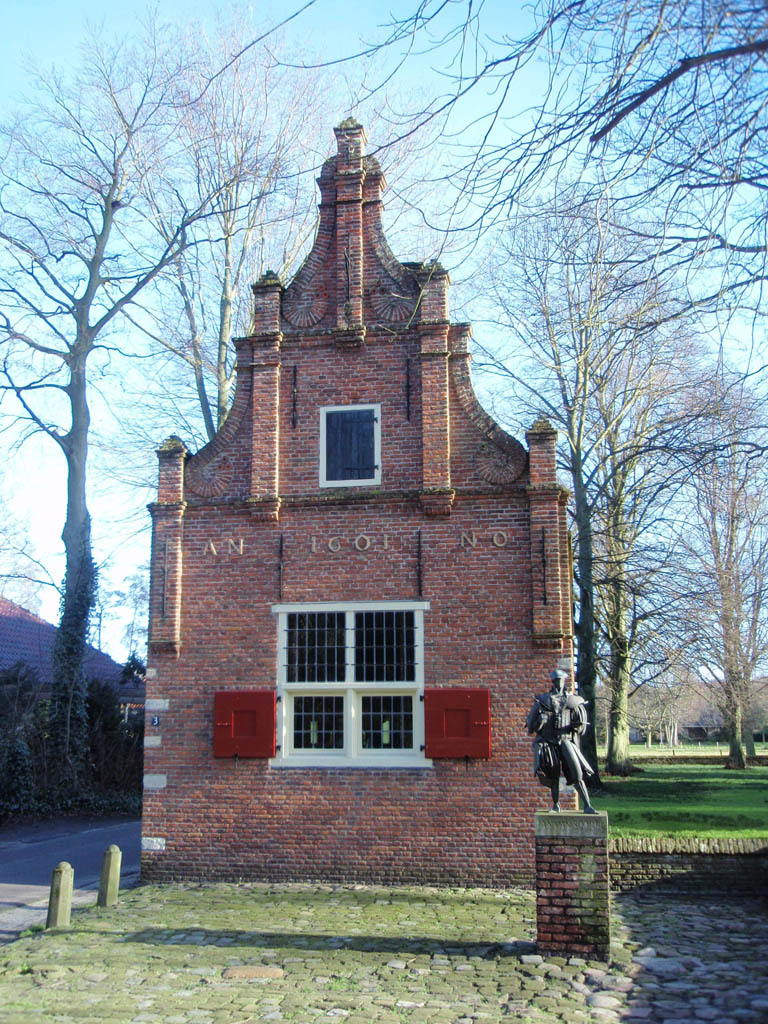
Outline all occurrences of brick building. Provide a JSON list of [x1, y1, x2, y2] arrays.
[[141, 119, 573, 886]]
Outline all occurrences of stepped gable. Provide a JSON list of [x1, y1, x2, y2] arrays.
[[145, 119, 575, 889], [181, 117, 527, 503]]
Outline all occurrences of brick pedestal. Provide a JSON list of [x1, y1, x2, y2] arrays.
[[534, 811, 610, 959]]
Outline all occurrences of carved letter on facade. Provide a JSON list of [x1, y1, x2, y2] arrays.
[[460, 532, 477, 549], [204, 540, 218, 556], [227, 538, 244, 555], [354, 534, 372, 552], [492, 531, 508, 548]]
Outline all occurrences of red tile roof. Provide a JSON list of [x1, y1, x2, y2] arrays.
[[0, 597, 139, 700]]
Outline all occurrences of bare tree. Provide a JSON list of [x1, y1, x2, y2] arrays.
[[93, 566, 149, 660], [116, 26, 440, 452], [0, 473, 56, 612], [670, 381, 768, 768], [0, 20, 239, 788], [128, 25, 332, 443], [588, 319, 706, 771], [480, 188, 704, 775], [629, 672, 691, 747], [346, 0, 768, 323]]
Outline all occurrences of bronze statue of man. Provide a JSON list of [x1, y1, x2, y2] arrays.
[[526, 669, 597, 813]]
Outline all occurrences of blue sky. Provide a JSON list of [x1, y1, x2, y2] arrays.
[[0, 1, 413, 95], [0, 1, 534, 655], [0, 1, 406, 648], [0, 1, 535, 107], [0, 1, 384, 108]]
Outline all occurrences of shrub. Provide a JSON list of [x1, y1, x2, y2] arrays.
[[86, 678, 143, 793], [0, 735, 36, 818]]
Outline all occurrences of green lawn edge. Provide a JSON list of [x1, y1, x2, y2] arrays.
[[587, 761, 768, 842]]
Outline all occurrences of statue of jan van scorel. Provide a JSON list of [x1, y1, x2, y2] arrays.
[[526, 669, 598, 814]]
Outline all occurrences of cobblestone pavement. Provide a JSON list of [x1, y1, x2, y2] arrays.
[[0, 881, 765, 1023]]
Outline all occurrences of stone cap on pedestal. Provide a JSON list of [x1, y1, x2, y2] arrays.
[[534, 810, 608, 840]]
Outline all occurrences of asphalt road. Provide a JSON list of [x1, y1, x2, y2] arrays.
[[0, 816, 141, 943]]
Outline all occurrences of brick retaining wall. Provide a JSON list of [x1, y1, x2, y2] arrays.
[[604, 755, 768, 766], [610, 836, 768, 893]]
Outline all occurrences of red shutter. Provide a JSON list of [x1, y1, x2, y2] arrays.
[[424, 688, 491, 759], [213, 691, 276, 758]]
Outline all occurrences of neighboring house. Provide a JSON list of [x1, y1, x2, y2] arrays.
[[142, 120, 574, 888], [0, 596, 144, 711]]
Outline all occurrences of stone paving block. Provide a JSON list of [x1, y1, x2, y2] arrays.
[[1, 883, 767, 1024]]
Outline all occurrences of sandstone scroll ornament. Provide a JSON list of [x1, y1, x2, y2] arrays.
[[526, 669, 598, 813]]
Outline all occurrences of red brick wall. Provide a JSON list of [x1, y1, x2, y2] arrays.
[[142, 120, 574, 887], [278, 333, 424, 497], [535, 812, 611, 958]]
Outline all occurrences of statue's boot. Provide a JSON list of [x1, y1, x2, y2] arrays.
[[575, 780, 599, 814]]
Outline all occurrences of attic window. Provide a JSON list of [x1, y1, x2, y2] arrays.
[[319, 405, 381, 487]]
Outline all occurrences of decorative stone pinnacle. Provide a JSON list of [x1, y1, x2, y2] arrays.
[[407, 260, 449, 281], [528, 417, 556, 434], [254, 270, 282, 288], [157, 435, 187, 455], [336, 116, 363, 132]]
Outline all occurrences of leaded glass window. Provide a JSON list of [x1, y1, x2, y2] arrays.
[[361, 695, 414, 749], [355, 611, 415, 682], [293, 695, 345, 749], [276, 602, 427, 764], [286, 612, 345, 683]]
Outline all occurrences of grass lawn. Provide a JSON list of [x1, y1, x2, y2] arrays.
[[589, 762, 768, 840]]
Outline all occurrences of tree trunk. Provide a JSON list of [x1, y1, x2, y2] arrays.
[[571, 476, 602, 786], [605, 633, 632, 773], [743, 713, 757, 759], [604, 540, 634, 775], [724, 699, 747, 769], [50, 357, 96, 792]]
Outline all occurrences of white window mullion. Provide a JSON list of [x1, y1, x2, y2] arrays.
[[277, 613, 287, 685], [277, 691, 287, 756], [344, 611, 356, 684], [276, 614, 287, 756], [345, 611, 356, 757], [348, 692, 359, 758]]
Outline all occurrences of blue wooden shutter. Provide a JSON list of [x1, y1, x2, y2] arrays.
[[326, 409, 376, 480]]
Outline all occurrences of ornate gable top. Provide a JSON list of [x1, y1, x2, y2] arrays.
[[280, 120, 426, 337]]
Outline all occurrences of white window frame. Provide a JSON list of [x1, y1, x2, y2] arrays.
[[271, 600, 431, 768], [319, 403, 382, 488]]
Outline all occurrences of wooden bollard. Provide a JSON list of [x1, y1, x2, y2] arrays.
[[46, 861, 74, 929], [97, 844, 122, 907]]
